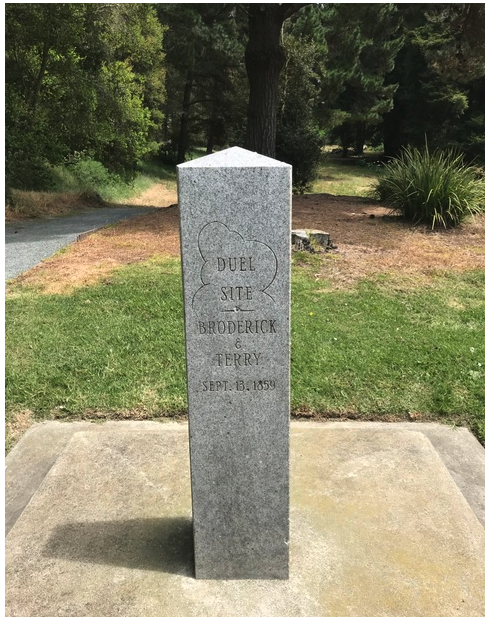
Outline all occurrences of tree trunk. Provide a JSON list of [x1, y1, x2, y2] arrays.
[[177, 70, 193, 164], [206, 78, 219, 155], [244, 5, 287, 158], [354, 122, 366, 155], [29, 39, 50, 113], [383, 105, 404, 158], [206, 134, 214, 156]]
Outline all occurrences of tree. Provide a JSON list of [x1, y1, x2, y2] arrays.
[[157, 3, 483, 173], [160, 3, 401, 165], [413, 4, 484, 83], [6, 4, 87, 188], [285, 4, 403, 156], [383, 4, 485, 161], [5, 3, 166, 189], [244, 3, 308, 158], [276, 35, 324, 192], [158, 4, 247, 163], [327, 4, 403, 155]]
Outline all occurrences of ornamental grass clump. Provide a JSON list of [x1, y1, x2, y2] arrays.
[[374, 146, 485, 228]]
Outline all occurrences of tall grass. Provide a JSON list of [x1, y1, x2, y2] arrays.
[[50, 158, 154, 202], [47, 156, 177, 202], [373, 146, 484, 228], [6, 157, 169, 220]]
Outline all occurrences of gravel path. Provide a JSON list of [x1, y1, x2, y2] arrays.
[[5, 207, 158, 280]]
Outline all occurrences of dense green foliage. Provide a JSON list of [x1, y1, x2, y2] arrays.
[[6, 261, 484, 443], [157, 4, 247, 164], [374, 146, 485, 227], [48, 157, 155, 203], [276, 36, 324, 193], [6, 4, 166, 190], [159, 3, 484, 177], [383, 4, 485, 161], [6, 4, 485, 195], [298, 4, 403, 155]]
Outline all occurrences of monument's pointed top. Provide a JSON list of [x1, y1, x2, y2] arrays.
[[177, 146, 290, 168]]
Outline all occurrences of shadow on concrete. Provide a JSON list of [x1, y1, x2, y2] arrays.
[[43, 517, 194, 576]]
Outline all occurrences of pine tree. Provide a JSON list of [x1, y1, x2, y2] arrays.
[[158, 4, 247, 163], [326, 4, 403, 155], [383, 4, 485, 161]]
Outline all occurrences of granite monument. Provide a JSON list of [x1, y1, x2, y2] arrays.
[[178, 147, 291, 579]]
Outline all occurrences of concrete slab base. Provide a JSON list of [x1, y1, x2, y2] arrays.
[[5, 422, 485, 617]]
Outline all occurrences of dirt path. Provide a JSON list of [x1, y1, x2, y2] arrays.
[[122, 181, 177, 208], [9, 185, 484, 295]]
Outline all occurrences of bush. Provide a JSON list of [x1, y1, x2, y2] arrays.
[[68, 158, 120, 191], [276, 123, 324, 194], [50, 157, 127, 201], [275, 34, 325, 194], [373, 145, 485, 227], [157, 142, 179, 166]]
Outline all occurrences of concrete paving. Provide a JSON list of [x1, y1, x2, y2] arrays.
[[5, 422, 485, 616], [5, 206, 158, 280]]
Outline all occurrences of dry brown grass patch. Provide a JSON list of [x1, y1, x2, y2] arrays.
[[292, 194, 485, 288], [5, 409, 35, 451], [12, 205, 181, 294], [118, 181, 176, 208], [5, 189, 106, 222], [8, 191, 484, 295]]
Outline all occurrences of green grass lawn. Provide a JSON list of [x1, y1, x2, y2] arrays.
[[139, 148, 378, 199], [134, 159, 177, 193], [311, 152, 381, 196], [6, 258, 484, 449]]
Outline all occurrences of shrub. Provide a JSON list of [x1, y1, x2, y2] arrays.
[[276, 123, 324, 194], [276, 34, 325, 194], [69, 158, 120, 191], [373, 145, 485, 227], [157, 142, 179, 166], [50, 157, 127, 201]]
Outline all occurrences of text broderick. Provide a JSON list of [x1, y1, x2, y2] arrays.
[[198, 319, 277, 335]]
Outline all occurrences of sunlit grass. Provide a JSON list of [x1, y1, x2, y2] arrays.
[[6, 258, 484, 450], [311, 151, 381, 196], [135, 160, 177, 193]]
